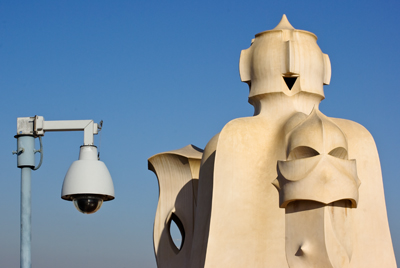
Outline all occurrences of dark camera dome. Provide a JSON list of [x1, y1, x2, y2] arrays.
[[72, 194, 103, 214]]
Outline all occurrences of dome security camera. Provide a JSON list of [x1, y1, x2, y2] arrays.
[[61, 146, 115, 214], [71, 194, 106, 214]]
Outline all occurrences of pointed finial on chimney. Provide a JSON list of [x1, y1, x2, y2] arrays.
[[273, 14, 295, 30]]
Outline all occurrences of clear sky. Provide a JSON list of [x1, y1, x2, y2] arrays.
[[1, 1, 399, 267]]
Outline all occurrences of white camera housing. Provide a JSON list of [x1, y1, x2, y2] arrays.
[[61, 145, 114, 214]]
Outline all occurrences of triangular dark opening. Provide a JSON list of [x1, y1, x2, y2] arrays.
[[283, 77, 297, 90]]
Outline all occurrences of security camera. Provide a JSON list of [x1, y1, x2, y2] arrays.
[[69, 194, 113, 214], [61, 146, 115, 214]]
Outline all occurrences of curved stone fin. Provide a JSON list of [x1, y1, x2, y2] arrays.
[[284, 40, 300, 75], [239, 47, 252, 83], [148, 145, 203, 268], [189, 133, 220, 268], [272, 178, 280, 190], [323, 53, 332, 85], [150, 144, 203, 160]]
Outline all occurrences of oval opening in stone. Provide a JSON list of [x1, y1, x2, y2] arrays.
[[168, 213, 185, 251]]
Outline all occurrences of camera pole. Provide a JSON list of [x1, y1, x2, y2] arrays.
[[13, 134, 36, 268]]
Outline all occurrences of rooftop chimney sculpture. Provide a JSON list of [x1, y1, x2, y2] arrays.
[[148, 15, 397, 268]]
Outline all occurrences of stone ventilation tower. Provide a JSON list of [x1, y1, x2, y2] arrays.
[[148, 15, 397, 268]]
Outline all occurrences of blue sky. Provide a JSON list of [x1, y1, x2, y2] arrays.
[[1, 1, 399, 267]]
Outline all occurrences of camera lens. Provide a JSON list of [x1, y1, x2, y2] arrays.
[[73, 194, 104, 214]]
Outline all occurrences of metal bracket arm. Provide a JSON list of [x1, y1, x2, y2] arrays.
[[17, 116, 99, 145]]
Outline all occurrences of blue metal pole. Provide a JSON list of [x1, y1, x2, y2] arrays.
[[20, 167, 31, 268]]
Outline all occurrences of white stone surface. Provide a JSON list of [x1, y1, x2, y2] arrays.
[[149, 15, 397, 268]]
